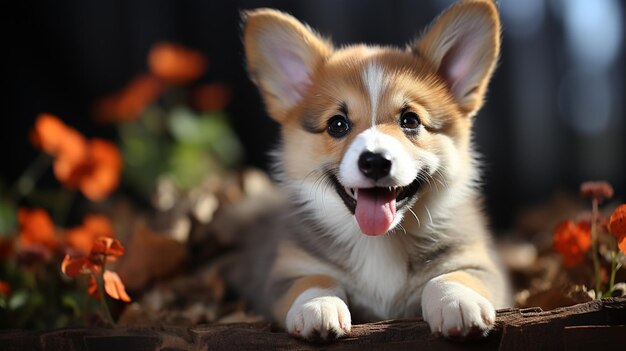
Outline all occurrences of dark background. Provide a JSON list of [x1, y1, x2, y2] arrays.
[[3, 0, 625, 230]]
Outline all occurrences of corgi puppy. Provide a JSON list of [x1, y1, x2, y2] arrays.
[[237, 0, 510, 340]]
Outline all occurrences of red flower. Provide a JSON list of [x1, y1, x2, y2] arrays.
[[18, 208, 57, 251], [148, 42, 207, 84], [553, 220, 592, 267], [191, 83, 232, 112], [609, 204, 626, 254], [0, 281, 10, 296]]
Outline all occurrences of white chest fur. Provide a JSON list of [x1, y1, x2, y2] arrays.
[[293, 180, 411, 319], [341, 229, 409, 319]]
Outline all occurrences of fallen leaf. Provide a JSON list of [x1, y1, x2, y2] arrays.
[[116, 220, 186, 291]]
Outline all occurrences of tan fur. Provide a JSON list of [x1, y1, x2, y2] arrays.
[[439, 271, 492, 301], [273, 275, 338, 322], [416, 0, 500, 115], [244, 9, 332, 122]]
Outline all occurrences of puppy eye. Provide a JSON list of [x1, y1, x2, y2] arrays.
[[400, 111, 421, 131], [327, 115, 351, 138]]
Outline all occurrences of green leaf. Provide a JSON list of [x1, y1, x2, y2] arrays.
[[120, 119, 170, 197], [8, 290, 28, 310], [61, 295, 81, 318], [168, 143, 219, 190], [0, 197, 17, 236], [168, 107, 201, 143], [169, 109, 243, 165]]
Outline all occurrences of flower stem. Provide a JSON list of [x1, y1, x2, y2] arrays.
[[591, 199, 602, 298], [95, 258, 115, 326], [95, 273, 115, 326], [9, 153, 52, 200], [609, 251, 617, 294]]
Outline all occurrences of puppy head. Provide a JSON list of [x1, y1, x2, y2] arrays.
[[244, 0, 500, 236]]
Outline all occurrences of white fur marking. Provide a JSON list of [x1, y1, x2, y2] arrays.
[[289, 179, 408, 318], [286, 287, 351, 339], [421, 276, 496, 337], [346, 237, 408, 317], [338, 128, 419, 188], [362, 63, 385, 127]]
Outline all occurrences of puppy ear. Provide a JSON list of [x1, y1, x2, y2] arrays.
[[243, 9, 332, 123], [415, 0, 501, 116]]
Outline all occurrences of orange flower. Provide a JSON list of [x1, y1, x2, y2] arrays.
[[61, 254, 100, 277], [103, 271, 131, 302], [0, 281, 10, 296], [18, 208, 57, 251], [30, 114, 88, 183], [609, 204, 626, 253], [75, 139, 123, 201], [91, 237, 124, 257], [30, 115, 122, 201], [62, 229, 130, 304], [191, 82, 232, 112], [94, 74, 164, 122], [148, 42, 207, 84], [64, 214, 115, 254], [64, 227, 95, 256], [30, 113, 66, 154], [87, 271, 131, 302], [83, 215, 115, 239], [51, 130, 89, 184], [553, 220, 592, 267]]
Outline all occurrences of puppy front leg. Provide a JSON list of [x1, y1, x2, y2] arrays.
[[273, 275, 351, 340], [421, 271, 496, 338]]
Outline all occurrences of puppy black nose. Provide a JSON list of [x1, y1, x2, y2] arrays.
[[358, 151, 392, 181]]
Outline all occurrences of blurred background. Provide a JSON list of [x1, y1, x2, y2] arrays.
[[3, 0, 625, 230]]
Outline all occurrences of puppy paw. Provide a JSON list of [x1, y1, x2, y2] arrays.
[[421, 277, 496, 338], [286, 295, 352, 340]]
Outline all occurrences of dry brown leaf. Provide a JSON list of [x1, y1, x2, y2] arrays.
[[116, 220, 186, 291]]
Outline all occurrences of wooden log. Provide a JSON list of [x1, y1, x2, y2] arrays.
[[1, 297, 625, 351]]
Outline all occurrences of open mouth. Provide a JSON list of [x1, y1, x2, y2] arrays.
[[329, 174, 424, 236]]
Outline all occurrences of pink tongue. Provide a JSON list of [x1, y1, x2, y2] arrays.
[[355, 188, 397, 236]]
